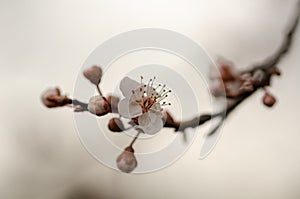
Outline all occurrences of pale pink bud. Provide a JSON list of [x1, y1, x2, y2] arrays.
[[83, 66, 103, 85], [252, 69, 265, 83], [108, 117, 125, 132], [116, 146, 137, 173], [263, 92, 276, 107], [107, 95, 120, 112], [240, 80, 254, 92], [87, 96, 110, 116], [41, 87, 71, 108], [219, 64, 236, 82], [210, 80, 226, 97]]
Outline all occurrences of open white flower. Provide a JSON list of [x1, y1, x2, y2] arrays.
[[118, 76, 171, 135]]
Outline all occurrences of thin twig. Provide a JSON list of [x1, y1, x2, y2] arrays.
[[129, 130, 142, 147], [96, 85, 103, 96]]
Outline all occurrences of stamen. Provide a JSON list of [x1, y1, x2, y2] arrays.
[[146, 78, 153, 96], [157, 85, 166, 96], [157, 89, 171, 101], [138, 87, 144, 100], [156, 94, 168, 103], [150, 76, 156, 89], [155, 84, 161, 90], [140, 76, 145, 93]]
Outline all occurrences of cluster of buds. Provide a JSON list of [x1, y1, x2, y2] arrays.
[[210, 58, 278, 108], [41, 87, 72, 108], [41, 65, 151, 173]]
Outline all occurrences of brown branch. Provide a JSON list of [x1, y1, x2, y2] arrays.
[[163, 3, 300, 134], [72, 99, 88, 111], [44, 2, 299, 138]]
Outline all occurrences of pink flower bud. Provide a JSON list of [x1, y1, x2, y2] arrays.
[[41, 87, 72, 108], [240, 80, 254, 92], [219, 64, 236, 82], [252, 69, 265, 83], [263, 92, 276, 107], [107, 95, 120, 112], [116, 146, 137, 173], [108, 117, 125, 132], [83, 66, 103, 85], [87, 96, 110, 116]]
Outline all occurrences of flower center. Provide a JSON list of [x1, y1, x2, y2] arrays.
[[131, 76, 171, 113]]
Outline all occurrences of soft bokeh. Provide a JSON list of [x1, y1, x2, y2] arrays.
[[0, 0, 300, 199]]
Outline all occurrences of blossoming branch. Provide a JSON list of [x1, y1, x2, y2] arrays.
[[41, 4, 300, 173]]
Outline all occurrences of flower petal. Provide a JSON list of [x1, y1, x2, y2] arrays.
[[120, 77, 140, 98], [138, 112, 163, 135], [129, 89, 143, 103], [129, 102, 143, 118], [138, 112, 151, 127], [118, 98, 142, 118], [118, 99, 130, 118]]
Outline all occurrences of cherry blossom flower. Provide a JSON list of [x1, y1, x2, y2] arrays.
[[118, 76, 171, 135]]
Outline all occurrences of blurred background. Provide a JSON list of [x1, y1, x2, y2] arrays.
[[0, 0, 300, 198]]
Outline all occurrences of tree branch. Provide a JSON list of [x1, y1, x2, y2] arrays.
[[163, 4, 300, 134]]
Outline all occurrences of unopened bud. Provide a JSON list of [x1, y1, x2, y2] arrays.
[[219, 64, 236, 81], [107, 95, 120, 112], [83, 66, 103, 85], [41, 87, 71, 108], [88, 96, 110, 116], [252, 69, 265, 83], [108, 117, 125, 132], [263, 92, 276, 107], [116, 146, 137, 173], [210, 81, 226, 97], [240, 80, 254, 92]]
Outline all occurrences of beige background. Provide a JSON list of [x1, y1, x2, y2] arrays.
[[0, 0, 300, 198]]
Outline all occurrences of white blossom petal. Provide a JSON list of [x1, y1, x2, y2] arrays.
[[138, 112, 151, 127], [128, 102, 143, 118], [120, 77, 140, 98], [118, 98, 142, 118], [129, 89, 143, 103], [138, 112, 163, 135]]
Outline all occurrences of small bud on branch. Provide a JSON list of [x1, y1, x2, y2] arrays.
[[41, 87, 72, 108], [116, 146, 137, 173], [83, 65, 103, 86], [87, 96, 110, 116]]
